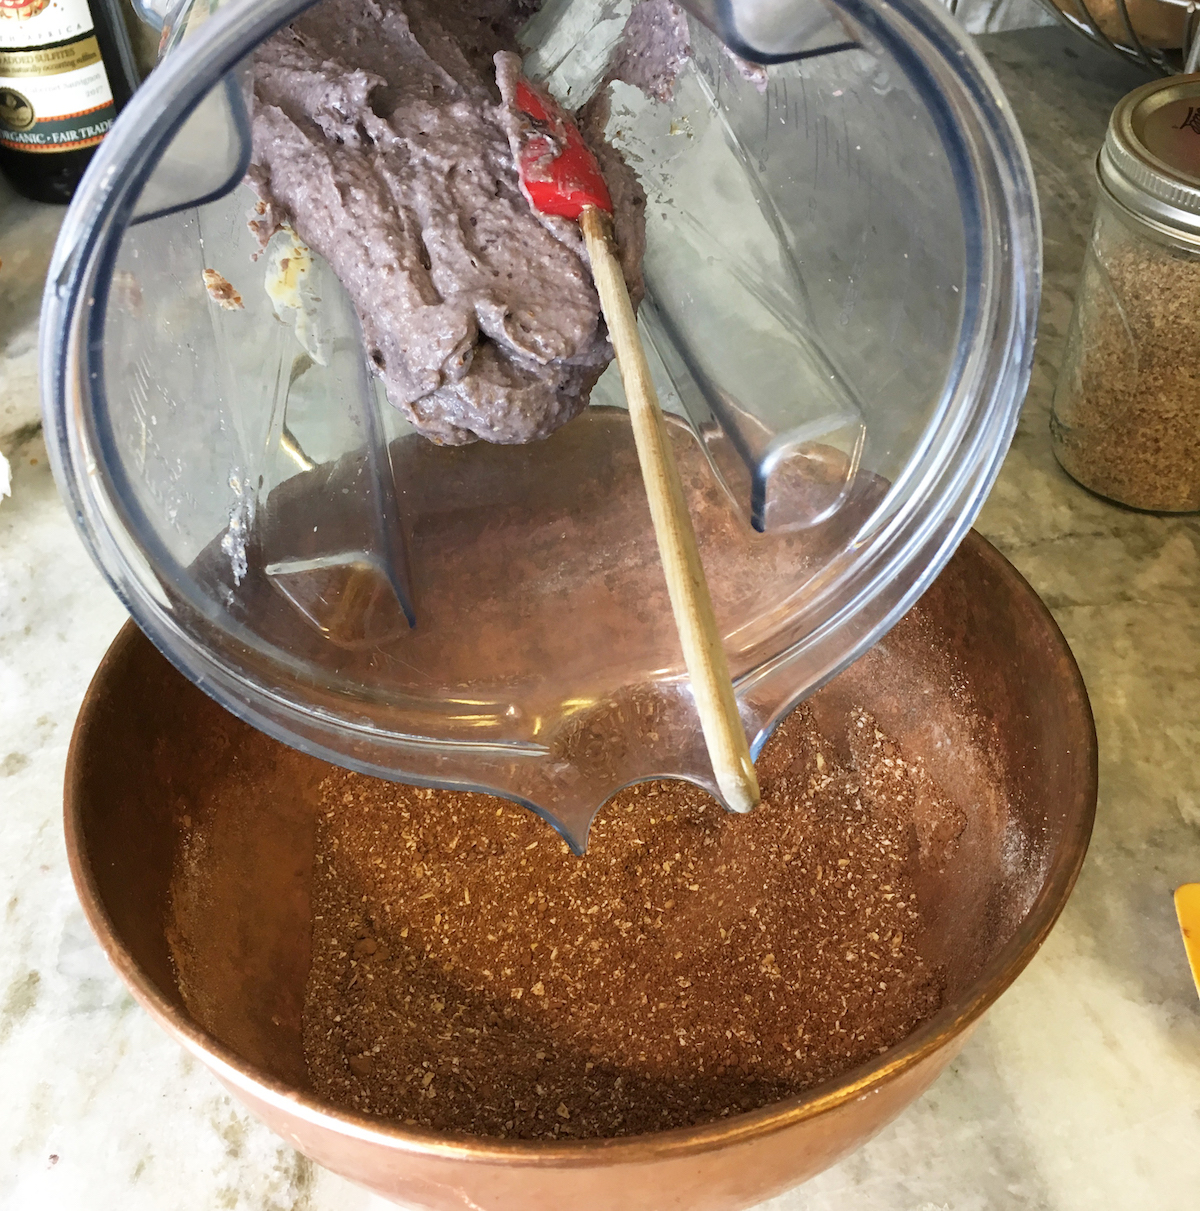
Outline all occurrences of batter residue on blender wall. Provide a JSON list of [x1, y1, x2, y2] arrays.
[[248, 0, 660, 446], [608, 0, 692, 102]]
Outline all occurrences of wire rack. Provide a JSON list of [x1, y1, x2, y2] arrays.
[[1023, 0, 1200, 74]]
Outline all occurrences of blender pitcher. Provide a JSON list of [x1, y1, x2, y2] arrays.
[[41, 0, 1040, 850]]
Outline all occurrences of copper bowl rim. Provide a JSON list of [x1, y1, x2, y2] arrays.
[[64, 533, 1097, 1169]]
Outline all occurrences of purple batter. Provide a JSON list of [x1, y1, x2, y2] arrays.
[[609, 0, 692, 103], [248, 0, 650, 446]]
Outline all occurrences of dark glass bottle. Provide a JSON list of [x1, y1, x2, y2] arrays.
[[0, 0, 140, 205]]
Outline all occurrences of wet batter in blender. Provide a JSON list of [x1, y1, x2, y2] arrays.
[[249, 0, 659, 446]]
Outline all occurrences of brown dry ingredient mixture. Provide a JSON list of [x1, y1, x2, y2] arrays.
[[1051, 207, 1200, 511], [303, 705, 960, 1139]]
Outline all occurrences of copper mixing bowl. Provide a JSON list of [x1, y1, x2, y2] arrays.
[[65, 532, 1096, 1211]]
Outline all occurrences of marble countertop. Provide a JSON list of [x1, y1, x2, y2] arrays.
[[2, 26, 1199, 1211]]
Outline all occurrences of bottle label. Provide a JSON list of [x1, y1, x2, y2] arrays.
[[0, 0, 116, 155]]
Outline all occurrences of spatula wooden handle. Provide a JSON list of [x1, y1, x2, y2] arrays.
[[580, 206, 760, 814]]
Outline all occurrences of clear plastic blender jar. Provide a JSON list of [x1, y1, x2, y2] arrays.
[[41, 0, 1040, 849]]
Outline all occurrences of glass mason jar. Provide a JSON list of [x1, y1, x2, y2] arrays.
[[1052, 76, 1200, 512]]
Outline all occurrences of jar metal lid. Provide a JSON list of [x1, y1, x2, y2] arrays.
[[1100, 74, 1200, 236]]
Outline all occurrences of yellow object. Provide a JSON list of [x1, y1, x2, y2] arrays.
[[1176, 884, 1200, 1002]]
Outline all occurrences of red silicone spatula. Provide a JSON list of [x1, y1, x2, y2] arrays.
[[511, 75, 760, 816]]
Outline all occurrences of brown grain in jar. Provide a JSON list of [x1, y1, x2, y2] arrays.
[[1052, 75, 1200, 512]]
